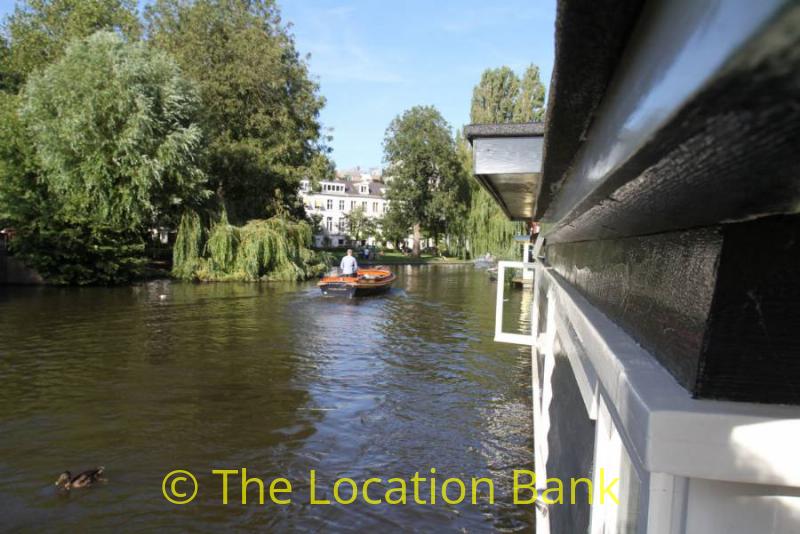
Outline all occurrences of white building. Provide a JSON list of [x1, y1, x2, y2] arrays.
[[299, 170, 388, 248]]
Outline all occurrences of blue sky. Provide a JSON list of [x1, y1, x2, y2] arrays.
[[281, 0, 556, 169], [0, 0, 556, 169]]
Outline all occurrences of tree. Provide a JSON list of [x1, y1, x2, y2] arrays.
[[383, 105, 469, 256], [378, 205, 410, 251], [515, 65, 546, 121], [0, 31, 207, 284], [145, 0, 333, 224], [465, 64, 546, 258], [0, 36, 19, 93], [3, 0, 141, 85], [344, 205, 376, 243], [470, 66, 519, 124], [306, 212, 323, 237], [172, 211, 327, 281]]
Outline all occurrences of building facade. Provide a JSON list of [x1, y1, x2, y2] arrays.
[[299, 169, 388, 248]]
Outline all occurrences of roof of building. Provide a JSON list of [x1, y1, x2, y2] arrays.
[[463, 123, 545, 220], [464, 122, 544, 140], [304, 179, 387, 198]]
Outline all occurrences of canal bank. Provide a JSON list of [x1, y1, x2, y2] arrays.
[[0, 265, 534, 531]]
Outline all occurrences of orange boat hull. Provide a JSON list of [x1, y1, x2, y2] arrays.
[[318, 267, 396, 297]]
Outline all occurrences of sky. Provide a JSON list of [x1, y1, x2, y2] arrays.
[[281, 0, 556, 169], [0, 0, 556, 170]]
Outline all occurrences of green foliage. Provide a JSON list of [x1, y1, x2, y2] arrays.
[[22, 32, 208, 230], [470, 64, 545, 123], [0, 93, 37, 227], [470, 66, 520, 124], [205, 210, 238, 273], [0, 31, 207, 284], [172, 212, 328, 282], [172, 210, 203, 280], [0, 35, 20, 93], [306, 212, 323, 236], [4, 0, 141, 84], [466, 187, 522, 259], [378, 205, 410, 249], [145, 0, 333, 224], [383, 105, 470, 255], [344, 205, 376, 242], [516, 65, 547, 121]]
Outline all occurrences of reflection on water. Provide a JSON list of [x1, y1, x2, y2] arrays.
[[0, 266, 533, 531]]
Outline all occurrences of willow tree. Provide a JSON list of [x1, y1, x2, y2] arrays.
[[466, 64, 546, 258], [383, 105, 470, 257], [145, 0, 333, 224], [171, 211, 327, 282], [3, 0, 141, 87], [0, 31, 207, 284]]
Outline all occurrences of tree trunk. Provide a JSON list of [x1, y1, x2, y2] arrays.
[[412, 223, 421, 257]]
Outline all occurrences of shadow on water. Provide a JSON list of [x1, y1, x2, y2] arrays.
[[0, 265, 533, 532]]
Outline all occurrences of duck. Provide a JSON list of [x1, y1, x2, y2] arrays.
[[54, 467, 105, 490]]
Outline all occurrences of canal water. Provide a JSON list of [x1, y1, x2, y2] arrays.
[[0, 265, 533, 532]]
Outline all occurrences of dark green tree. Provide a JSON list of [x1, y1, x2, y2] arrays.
[[0, 31, 207, 284], [306, 212, 324, 238], [0, 36, 20, 93], [383, 105, 469, 257], [344, 205, 376, 243], [378, 204, 410, 251], [3, 0, 141, 85], [145, 0, 333, 224]]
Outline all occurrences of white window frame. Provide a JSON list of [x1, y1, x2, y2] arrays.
[[494, 260, 536, 345]]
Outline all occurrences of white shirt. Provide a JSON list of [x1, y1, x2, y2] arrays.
[[340, 255, 358, 275]]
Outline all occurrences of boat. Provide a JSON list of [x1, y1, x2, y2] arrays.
[[318, 266, 396, 298]]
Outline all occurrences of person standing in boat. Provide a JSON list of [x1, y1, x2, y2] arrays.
[[340, 249, 359, 276]]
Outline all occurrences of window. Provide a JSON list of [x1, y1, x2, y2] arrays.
[[326, 199, 333, 210], [326, 217, 332, 231], [373, 201, 378, 213], [339, 200, 345, 210], [383, 203, 387, 213], [338, 238, 344, 245], [362, 201, 367, 210], [351, 201, 356, 210], [360, 185, 369, 194]]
